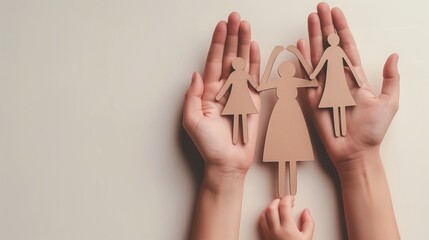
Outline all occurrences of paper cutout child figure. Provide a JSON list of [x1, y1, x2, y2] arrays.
[[216, 57, 258, 144], [310, 33, 362, 137], [258, 46, 318, 197]]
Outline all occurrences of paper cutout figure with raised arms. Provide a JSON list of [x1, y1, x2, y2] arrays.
[[310, 33, 362, 137], [258, 46, 318, 197], [216, 57, 259, 144]]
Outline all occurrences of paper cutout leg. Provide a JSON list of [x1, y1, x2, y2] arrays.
[[340, 106, 347, 136], [278, 161, 298, 197], [242, 114, 248, 144], [233, 114, 239, 144], [289, 161, 297, 196], [333, 107, 340, 137], [215, 58, 259, 144], [278, 161, 286, 197]]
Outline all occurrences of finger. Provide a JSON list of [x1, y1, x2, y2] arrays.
[[380, 54, 400, 109], [297, 39, 311, 66], [266, 199, 281, 229], [221, 12, 241, 80], [203, 21, 227, 84], [249, 41, 261, 85], [259, 211, 271, 231], [279, 195, 296, 226], [300, 208, 315, 239], [183, 72, 204, 132], [258, 211, 271, 240], [238, 20, 251, 69], [308, 12, 324, 67], [317, 2, 335, 46], [296, 39, 313, 79], [331, 7, 362, 66]]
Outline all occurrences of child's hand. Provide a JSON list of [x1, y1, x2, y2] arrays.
[[298, 3, 400, 172], [183, 12, 260, 176], [259, 196, 314, 240]]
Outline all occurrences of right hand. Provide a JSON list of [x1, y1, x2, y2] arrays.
[[183, 12, 261, 176]]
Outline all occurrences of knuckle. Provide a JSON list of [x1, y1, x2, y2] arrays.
[[278, 201, 288, 210], [268, 200, 280, 211], [268, 205, 277, 213]]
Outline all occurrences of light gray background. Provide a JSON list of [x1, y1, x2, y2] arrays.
[[1, 0, 428, 239]]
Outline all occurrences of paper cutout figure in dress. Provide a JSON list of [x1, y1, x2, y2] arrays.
[[258, 46, 318, 197], [310, 33, 362, 137], [216, 57, 259, 144]]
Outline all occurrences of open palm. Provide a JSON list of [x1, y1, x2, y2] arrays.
[[297, 3, 399, 167], [183, 12, 261, 174]]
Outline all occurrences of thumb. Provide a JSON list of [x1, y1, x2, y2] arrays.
[[300, 208, 315, 239], [379, 54, 400, 109], [183, 72, 204, 132]]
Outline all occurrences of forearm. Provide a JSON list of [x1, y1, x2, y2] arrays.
[[336, 149, 400, 240], [190, 168, 246, 240]]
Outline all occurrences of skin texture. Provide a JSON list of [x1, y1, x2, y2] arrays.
[[183, 12, 260, 240], [259, 196, 314, 240], [296, 2, 401, 240]]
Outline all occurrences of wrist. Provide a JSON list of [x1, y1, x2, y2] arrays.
[[335, 148, 400, 240], [335, 147, 384, 182], [201, 166, 247, 195]]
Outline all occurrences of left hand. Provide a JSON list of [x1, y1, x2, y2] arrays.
[[297, 3, 400, 171]]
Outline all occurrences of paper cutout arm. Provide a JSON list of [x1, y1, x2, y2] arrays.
[[310, 53, 328, 79], [257, 80, 279, 92], [287, 45, 319, 88], [215, 78, 232, 101], [294, 78, 319, 88], [261, 46, 284, 85], [246, 73, 259, 90], [342, 53, 363, 87], [286, 45, 314, 76]]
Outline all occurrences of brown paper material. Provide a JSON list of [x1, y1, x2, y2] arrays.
[[259, 47, 318, 196], [310, 33, 362, 137], [216, 57, 259, 144]]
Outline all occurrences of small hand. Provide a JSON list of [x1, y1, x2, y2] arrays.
[[183, 12, 261, 175], [259, 196, 314, 240]]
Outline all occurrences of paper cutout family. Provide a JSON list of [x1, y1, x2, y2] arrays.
[[215, 33, 361, 197]]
